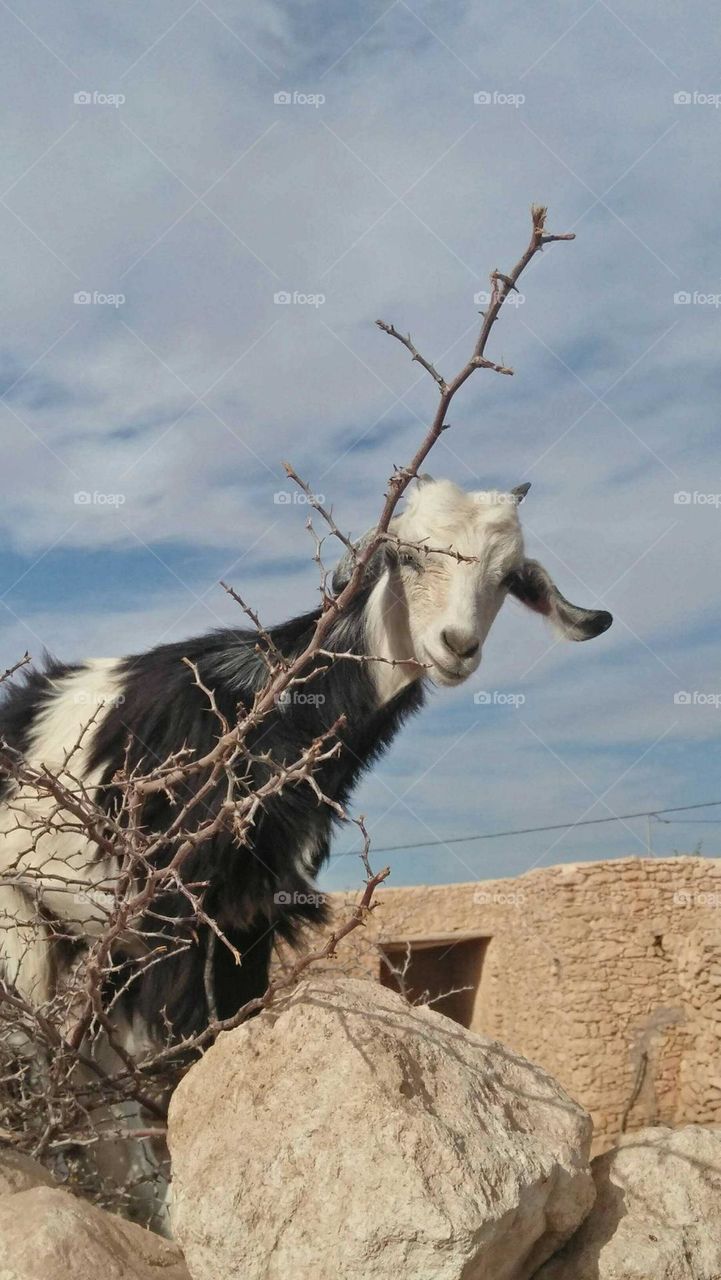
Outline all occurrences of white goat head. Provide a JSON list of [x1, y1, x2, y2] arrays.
[[333, 476, 612, 694]]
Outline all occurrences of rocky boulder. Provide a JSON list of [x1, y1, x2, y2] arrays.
[[169, 975, 594, 1280], [0, 1148, 55, 1197], [536, 1124, 721, 1279], [0, 1153, 189, 1280]]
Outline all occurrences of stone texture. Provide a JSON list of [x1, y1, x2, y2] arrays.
[[0, 1149, 55, 1197], [169, 975, 594, 1280], [535, 1124, 721, 1279], [314, 856, 721, 1150], [0, 1184, 190, 1280]]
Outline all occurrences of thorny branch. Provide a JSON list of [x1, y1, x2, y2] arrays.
[[0, 205, 574, 1219]]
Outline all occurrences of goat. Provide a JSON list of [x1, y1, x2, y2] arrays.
[[0, 477, 612, 1044]]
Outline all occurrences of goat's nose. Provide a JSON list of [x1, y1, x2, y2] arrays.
[[441, 627, 480, 660]]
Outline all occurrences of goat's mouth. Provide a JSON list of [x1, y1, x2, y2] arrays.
[[424, 650, 468, 687]]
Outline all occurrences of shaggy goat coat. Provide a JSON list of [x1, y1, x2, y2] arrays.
[[0, 594, 424, 1040], [0, 478, 612, 1046]]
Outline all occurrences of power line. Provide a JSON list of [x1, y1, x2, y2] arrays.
[[658, 818, 721, 825], [331, 800, 721, 859]]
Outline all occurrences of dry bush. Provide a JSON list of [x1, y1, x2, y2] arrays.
[[0, 207, 574, 1226]]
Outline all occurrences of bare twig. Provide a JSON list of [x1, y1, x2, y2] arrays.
[[0, 204, 575, 1224], [374, 322, 448, 391]]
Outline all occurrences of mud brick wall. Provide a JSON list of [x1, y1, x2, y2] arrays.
[[317, 857, 721, 1150]]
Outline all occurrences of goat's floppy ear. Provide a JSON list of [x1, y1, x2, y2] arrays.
[[510, 482, 531, 504], [506, 559, 612, 641], [332, 529, 396, 595]]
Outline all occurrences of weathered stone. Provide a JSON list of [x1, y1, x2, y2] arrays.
[[0, 1149, 55, 1197], [318, 857, 721, 1139], [169, 975, 594, 1280], [0, 1185, 190, 1280], [535, 1124, 721, 1279]]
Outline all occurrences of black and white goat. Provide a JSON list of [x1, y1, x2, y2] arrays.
[[0, 477, 611, 1045]]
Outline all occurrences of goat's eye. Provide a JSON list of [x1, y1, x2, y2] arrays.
[[399, 550, 422, 570]]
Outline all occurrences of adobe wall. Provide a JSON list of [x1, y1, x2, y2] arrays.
[[321, 856, 721, 1151]]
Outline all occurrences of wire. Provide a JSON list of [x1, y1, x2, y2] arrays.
[[660, 818, 721, 825], [331, 799, 721, 859]]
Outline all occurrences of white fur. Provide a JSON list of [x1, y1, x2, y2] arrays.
[[0, 655, 173, 1230], [0, 485, 524, 1230], [0, 659, 124, 1003], [364, 571, 420, 703], [365, 480, 524, 703]]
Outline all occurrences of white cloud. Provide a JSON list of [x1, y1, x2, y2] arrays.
[[1, 0, 720, 884]]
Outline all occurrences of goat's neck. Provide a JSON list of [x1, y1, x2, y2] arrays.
[[362, 572, 422, 705]]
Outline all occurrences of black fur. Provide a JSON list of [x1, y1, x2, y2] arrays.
[[506, 560, 613, 640], [0, 657, 82, 797], [0, 597, 424, 1041]]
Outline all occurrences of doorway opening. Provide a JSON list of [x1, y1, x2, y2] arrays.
[[379, 935, 488, 1029]]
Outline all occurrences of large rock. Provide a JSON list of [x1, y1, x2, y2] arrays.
[[536, 1124, 721, 1279], [169, 975, 594, 1280], [0, 1148, 55, 1197], [0, 1184, 190, 1280]]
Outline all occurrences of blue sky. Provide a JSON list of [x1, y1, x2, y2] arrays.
[[1, 0, 720, 890]]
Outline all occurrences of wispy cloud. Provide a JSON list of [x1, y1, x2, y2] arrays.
[[1, 0, 719, 887]]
